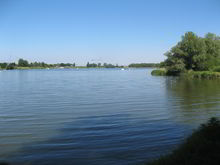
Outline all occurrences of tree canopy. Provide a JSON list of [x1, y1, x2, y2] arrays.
[[163, 32, 220, 74], [18, 58, 29, 67]]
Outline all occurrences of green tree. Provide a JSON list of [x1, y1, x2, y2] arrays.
[[0, 63, 7, 69], [203, 33, 220, 69], [6, 63, 16, 70], [163, 32, 220, 73], [18, 58, 29, 67], [164, 52, 185, 75]]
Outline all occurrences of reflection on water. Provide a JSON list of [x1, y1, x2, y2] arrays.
[[165, 77, 220, 125], [0, 69, 220, 164]]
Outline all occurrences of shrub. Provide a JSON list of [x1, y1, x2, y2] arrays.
[[151, 69, 167, 76], [186, 71, 220, 79], [6, 63, 16, 70], [212, 66, 220, 72]]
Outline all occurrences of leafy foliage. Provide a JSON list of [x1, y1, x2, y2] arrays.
[[186, 71, 220, 79], [0, 63, 7, 69], [6, 63, 16, 70], [163, 32, 220, 74], [151, 69, 167, 76], [18, 58, 29, 67], [128, 63, 160, 68], [86, 62, 98, 67], [212, 66, 220, 72]]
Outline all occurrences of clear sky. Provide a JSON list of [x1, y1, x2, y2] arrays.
[[0, 0, 220, 65]]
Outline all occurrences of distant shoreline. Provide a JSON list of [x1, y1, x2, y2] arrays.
[[0, 60, 160, 70], [0, 66, 159, 71]]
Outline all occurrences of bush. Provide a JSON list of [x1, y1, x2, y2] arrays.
[[186, 71, 220, 79], [212, 66, 220, 72], [165, 58, 186, 75], [151, 69, 167, 76], [6, 63, 16, 70], [0, 63, 7, 69], [147, 117, 220, 165], [128, 63, 160, 68]]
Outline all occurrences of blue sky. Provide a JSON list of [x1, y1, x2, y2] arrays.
[[0, 0, 220, 65]]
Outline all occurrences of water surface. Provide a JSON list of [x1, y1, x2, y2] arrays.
[[1, 69, 220, 164]]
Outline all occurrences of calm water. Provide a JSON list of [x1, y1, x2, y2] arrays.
[[1, 68, 220, 165]]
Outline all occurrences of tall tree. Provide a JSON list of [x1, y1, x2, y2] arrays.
[[18, 58, 29, 67], [164, 32, 220, 73]]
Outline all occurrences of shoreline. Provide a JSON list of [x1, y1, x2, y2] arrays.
[[0, 66, 159, 70], [151, 69, 220, 79]]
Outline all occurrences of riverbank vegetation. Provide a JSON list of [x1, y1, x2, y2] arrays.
[[152, 32, 220, 78], [128, 63, 160, 68], [185, 70, 220, 79], [147, 117, 220, 165], [151, 69, 220, 79], [0, 61, 163, 70], [151, 69, 167, 76]]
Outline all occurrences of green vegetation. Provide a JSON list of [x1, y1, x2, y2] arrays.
[[18, 58, 29, 67], [151, 69, 167, 76], [6, 63, 16, 70], [0, 63, 7, 69], [185, 71, 220, 79], [128, 63, 160, 68], [86, 62, 124, 68], [151, 32, 220, 78], [165, 32, 220, 72], [0, 60, 67, 70], [86, 62, 99, 67], [0, 59, 125, 70], [212, 66, 220, 72], [147, 117, 220, 165]]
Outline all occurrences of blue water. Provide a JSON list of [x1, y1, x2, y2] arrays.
[[1, 68, 220, 165]]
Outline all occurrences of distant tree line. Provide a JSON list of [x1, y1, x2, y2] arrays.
[[128, 63, 160, 68], [86, 62, 123, 68], [0, 59, 125, 70], [0, 59, 76, 70], [162, 32, 220, 75], [0, 62, 16, 70]]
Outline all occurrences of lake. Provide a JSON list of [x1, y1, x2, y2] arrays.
[[1, 68, 220, 165]]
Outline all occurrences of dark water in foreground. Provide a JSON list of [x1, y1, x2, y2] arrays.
[[1, 68, 220, 165]]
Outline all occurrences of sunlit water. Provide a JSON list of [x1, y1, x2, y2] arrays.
[[1, 68, 220, 165]]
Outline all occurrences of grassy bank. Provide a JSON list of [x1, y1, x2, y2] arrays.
[[146, 117, 220, 165], [151, 69, 220, 79], [185, 71, 220, 79]]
